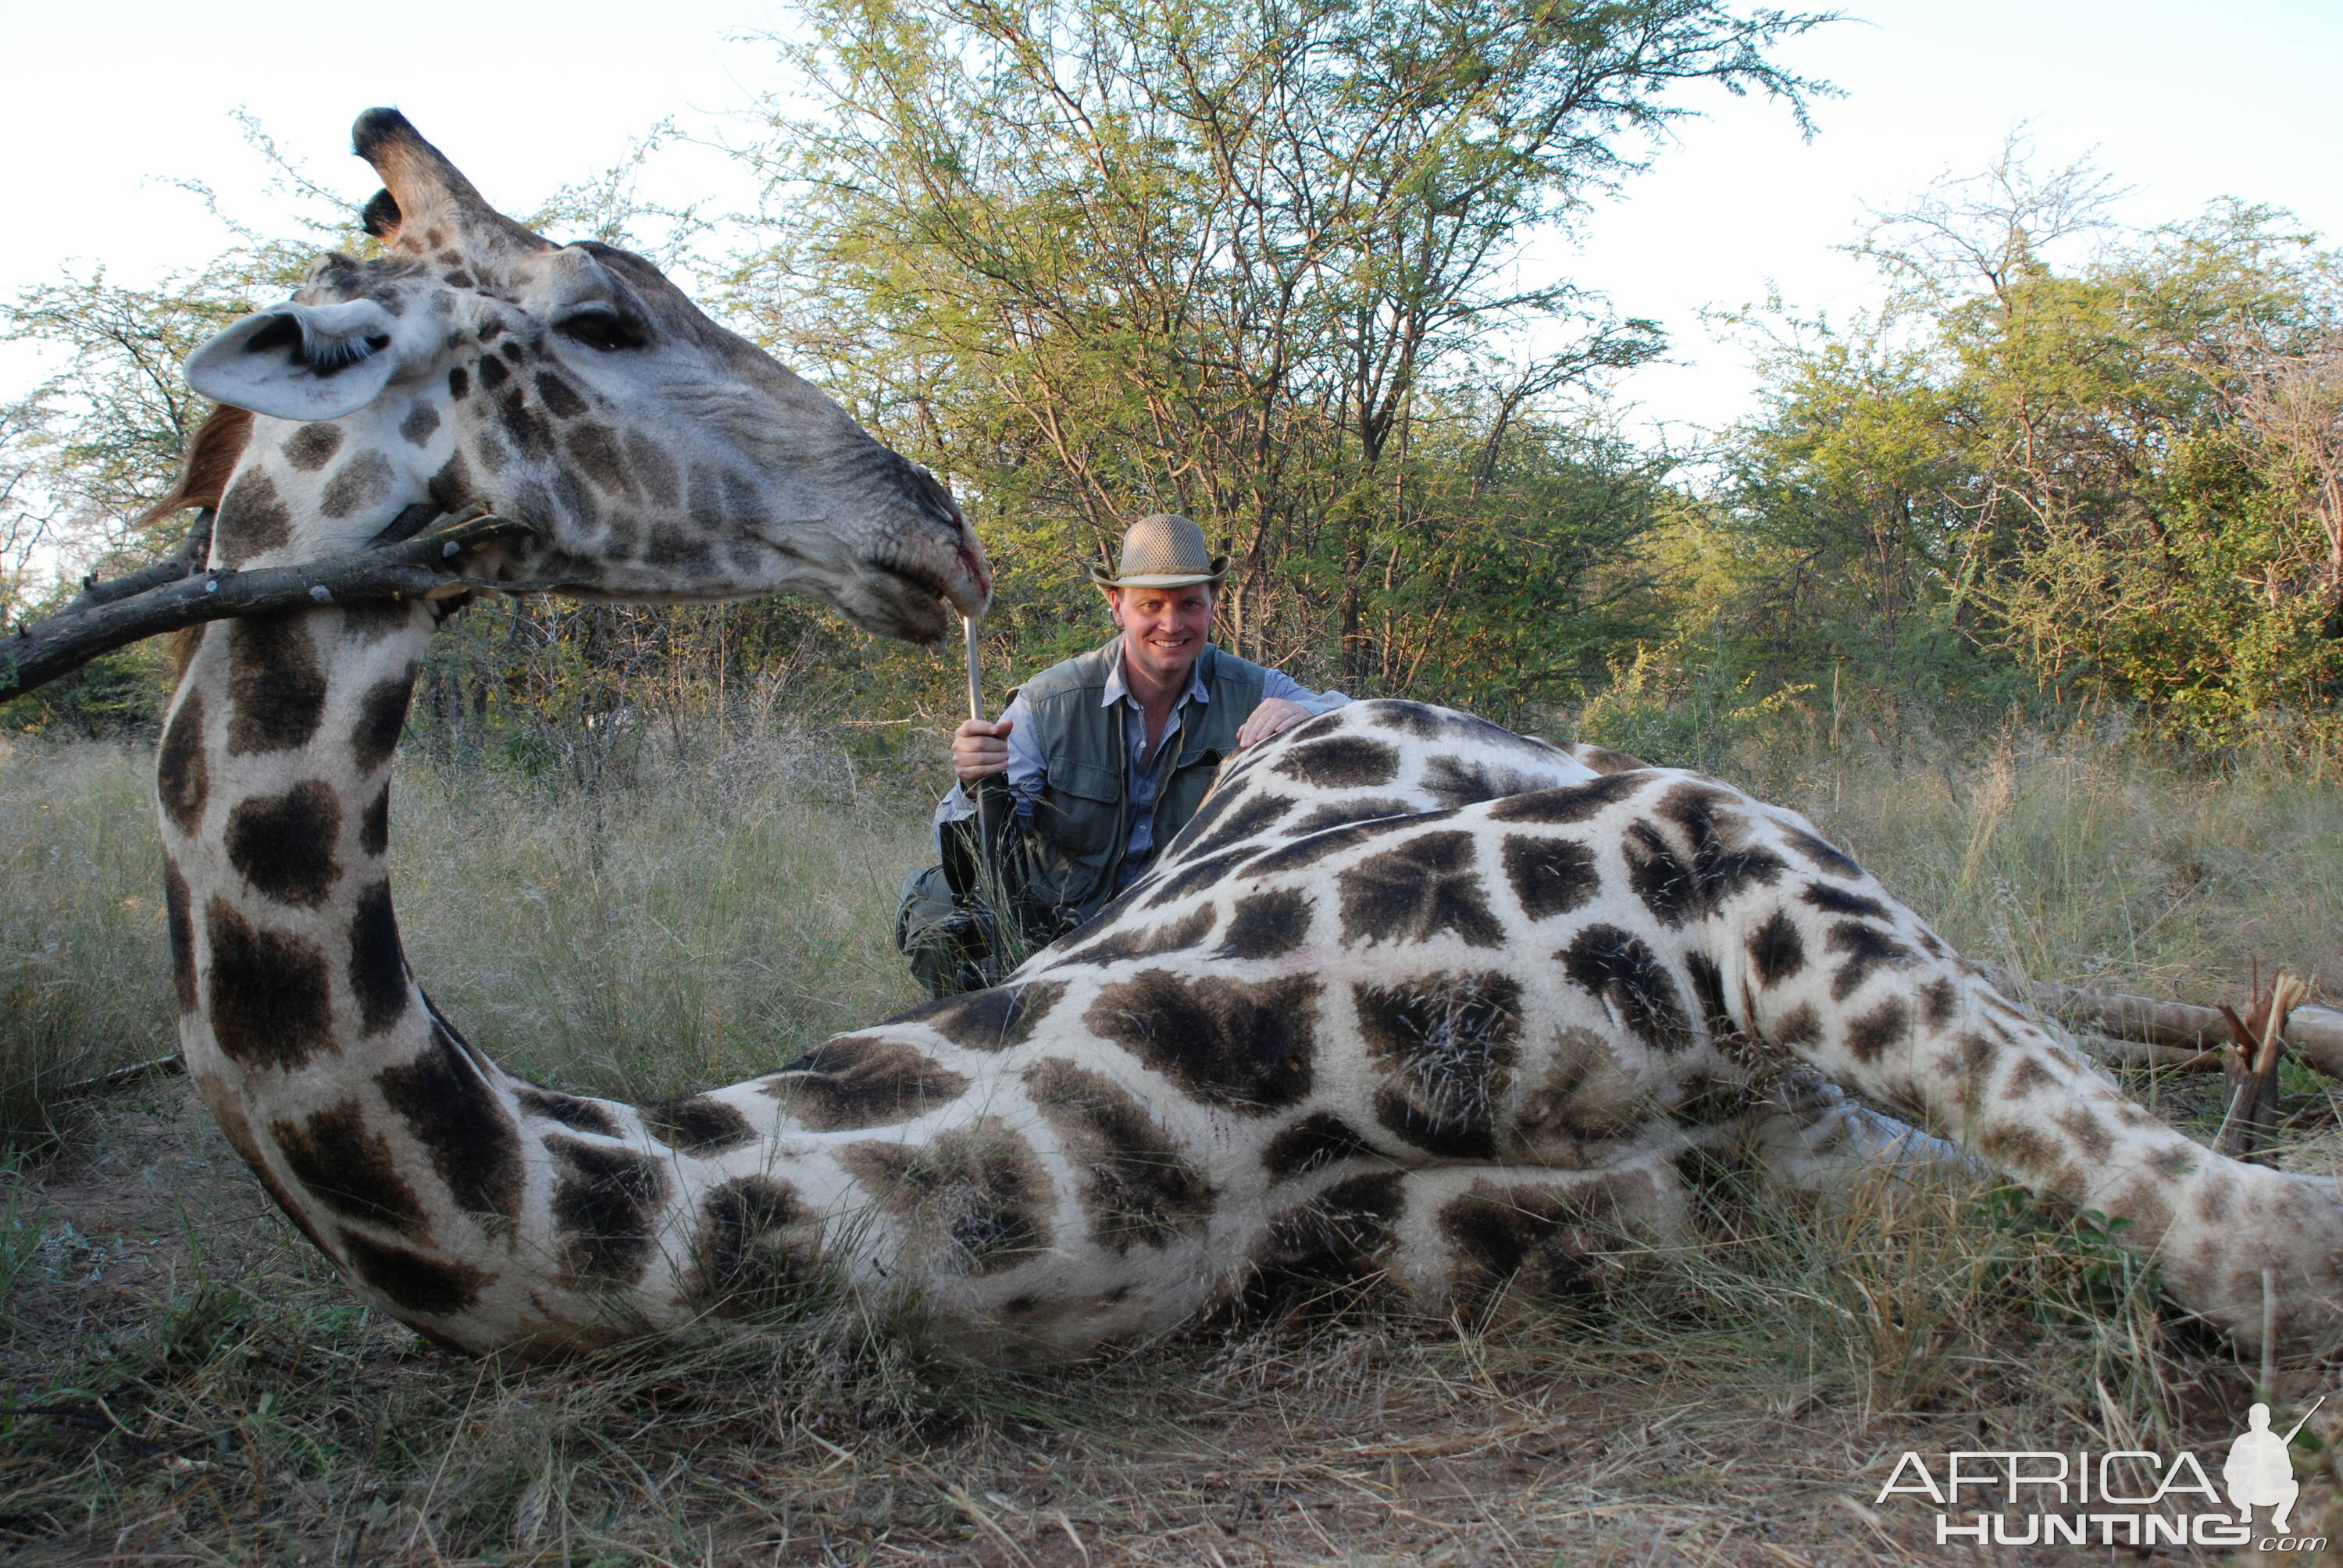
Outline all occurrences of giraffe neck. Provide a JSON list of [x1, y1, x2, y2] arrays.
[[159, 600, 972, 1353]]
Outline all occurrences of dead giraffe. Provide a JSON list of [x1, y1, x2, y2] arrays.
[[157, 111, 2343, 1365]]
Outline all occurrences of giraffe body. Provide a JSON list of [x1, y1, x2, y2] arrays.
[[155, 112, 2343, 1365]]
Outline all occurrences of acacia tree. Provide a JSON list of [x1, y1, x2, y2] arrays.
[[740, 0, 1830, 694]]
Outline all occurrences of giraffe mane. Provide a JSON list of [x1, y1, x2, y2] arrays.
[[135, 402, 252, 533]]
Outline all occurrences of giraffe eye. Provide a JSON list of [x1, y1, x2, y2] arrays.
[[555, 305, 647, 352]]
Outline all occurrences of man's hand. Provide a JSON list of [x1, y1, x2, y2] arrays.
[[1237, 697, 1311, 748], [953, 716, 1015, 784]]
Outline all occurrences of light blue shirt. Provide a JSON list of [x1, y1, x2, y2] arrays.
[[936, 643, 1347, 887]]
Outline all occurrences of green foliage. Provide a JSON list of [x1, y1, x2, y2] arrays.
[[0, 643, 178, 738], [12, 80, 2342, 758], [1574, 633, 1813, 771], [1975, 1190, 2161, 1333], [1703, 142, 2343, 743]]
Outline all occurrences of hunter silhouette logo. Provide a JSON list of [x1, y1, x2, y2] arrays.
[[2225, 1399, 2322, 1537], [1875, 1395, 2328, 1550]]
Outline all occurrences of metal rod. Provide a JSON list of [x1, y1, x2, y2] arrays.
[[963, 615, 984, 722]]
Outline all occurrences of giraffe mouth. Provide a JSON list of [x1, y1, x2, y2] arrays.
[[843, 533, 990, 644], [851, 558, 961, 646]]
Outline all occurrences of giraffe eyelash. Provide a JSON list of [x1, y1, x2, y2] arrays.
[[295, 320, 392, 372], [240, 312, 391, 375]]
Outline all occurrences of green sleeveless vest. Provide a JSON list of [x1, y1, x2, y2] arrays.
[[1016, 636, 1269, 932]]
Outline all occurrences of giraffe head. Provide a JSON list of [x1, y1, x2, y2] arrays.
[[184, 109, 986, 642]]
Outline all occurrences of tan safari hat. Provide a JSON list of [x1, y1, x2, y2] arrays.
[[1089, 513, 1229, 590]]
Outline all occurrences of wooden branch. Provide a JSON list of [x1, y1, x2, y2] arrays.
[[1984, 964, 2343, 1080], [2215, 969, 2308, 1159], [66, 508, 216, 611], [0, 511, 536, 701], [57, 1051, 187, 1099], [2070, 1031, 2224, 1072]]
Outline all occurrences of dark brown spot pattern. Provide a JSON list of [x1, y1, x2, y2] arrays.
[[1825, 921, 1913, 1001], [1250, 1172, 1406, 1303], [534, 372, 589, 419], [1261, 1112, 1382, 1180], [224, 780, 341, 907], [1747, 911, 1805, 987], [341, 1233, 489, 1317], [1354, 971, 1522, 1158], [766, 1035, 972, 1131], [319, 451, 394, 519], [1439, 1180, 1621, 1301], [690, 1177, 822, 1317], [1338, 831, 1504, 948], [843, 1123, 1053, 1277], [548, 1135, 671, 1288], [1842, 998, 1911, 1064], [376, 1025, 525, 1226], [271, 1098, 428, 1234], [284, 423, 345, 472], [1174, 788, 1296, 858], [1502, 834, 1599, 921], [1025, 1058, 1214, 1252], [348, 879, 407, 1035], [165, 861, 197, 1013], [1284, 797, 1414, 836], [890, 981, 1068, 1053], [157, 693, 209, 834], [1560, 925, 1693, 1054], [1275, 736, 1400, 789], [226, 616, 326, 754], [640, 1095, 758, 1156], [1065, 906, 1216, 966], [1420, 757, 1551, 809], [214, 472, 291, 564], [351, 676, 412, 774], [1086, 971, 1319, 1116], [1214, 889, 1313, 960], [206, 897, 333, 1070], [515, 1086, 622, 1137], [1485, 772, 1646, 825]]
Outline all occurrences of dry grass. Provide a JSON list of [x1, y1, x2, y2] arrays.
[[0, 726, 934, 1138], [0, 741, 177, 1140], [386, 728, 932, 1102], [4, 719, 2342, 1563]]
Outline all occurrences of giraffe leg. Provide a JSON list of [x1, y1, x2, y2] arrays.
[[1737, 1068, 1982, 1204], [1247, 1153, 1692, 1319], [1723, 803, 2343, 1352]]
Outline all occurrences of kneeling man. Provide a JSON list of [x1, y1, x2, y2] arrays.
[[900, 513, 1346, 993]]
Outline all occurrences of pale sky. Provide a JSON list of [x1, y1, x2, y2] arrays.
[[5, 1, 2338, 442]]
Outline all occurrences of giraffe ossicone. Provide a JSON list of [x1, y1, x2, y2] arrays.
[[157, 111, 2343, 1365]]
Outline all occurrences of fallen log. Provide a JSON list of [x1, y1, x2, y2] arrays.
[[1983, 964, 2343, 1080], [2070, 1031, 2223, 1072]]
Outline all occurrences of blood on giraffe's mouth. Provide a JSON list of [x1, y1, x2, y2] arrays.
[[858, 540, 990, 633]]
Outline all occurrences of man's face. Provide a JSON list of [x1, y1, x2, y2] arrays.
[[1108, 584, 1215, 687]]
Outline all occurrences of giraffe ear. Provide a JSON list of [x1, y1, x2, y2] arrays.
[[184, 300, 407, 421]]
